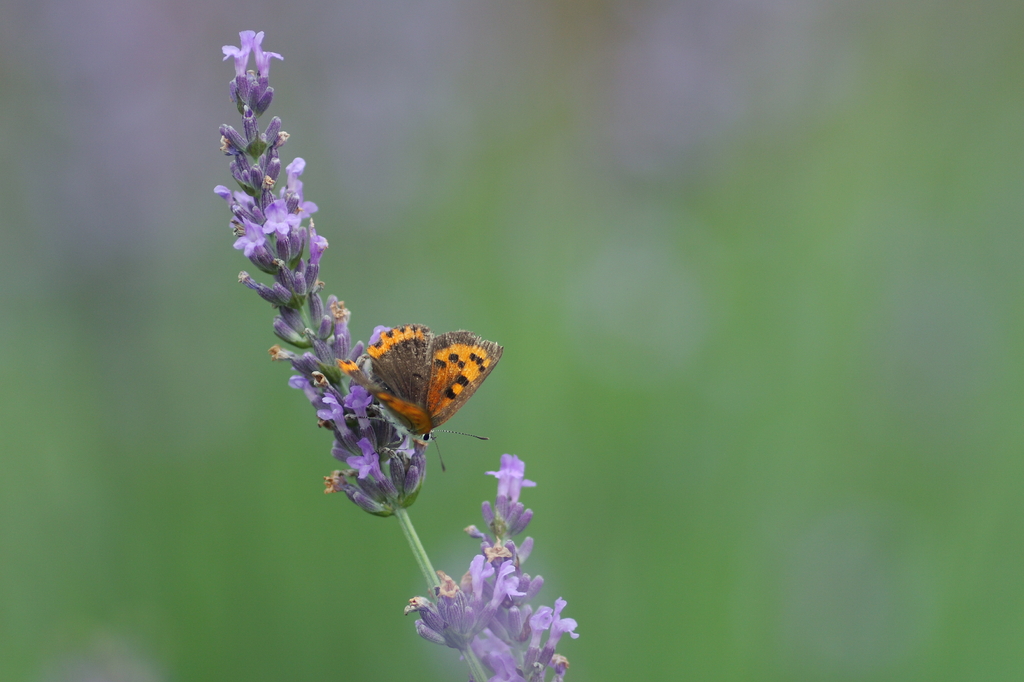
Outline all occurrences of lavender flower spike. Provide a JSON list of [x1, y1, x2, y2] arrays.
[[217, 30, 427, 517], [487, 454, 536, 502], [483, 454, 537, 541], [407, 456, 577, 682]]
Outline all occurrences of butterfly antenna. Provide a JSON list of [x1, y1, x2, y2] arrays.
[[430, 437, 447, 473], [433, 429, 489, 441]]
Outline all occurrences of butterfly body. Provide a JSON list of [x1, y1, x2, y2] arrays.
[[338, 324, 503, 437]]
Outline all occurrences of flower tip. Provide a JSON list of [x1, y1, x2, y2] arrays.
[[405, 596, 432, 615], [436, 571, 459, 598], [323, 470, 344, 494], [269, 345, 295, 361]]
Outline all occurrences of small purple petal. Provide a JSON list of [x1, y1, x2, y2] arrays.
[[346, 438, 382, 480], [285, 157, 306, 184], [316, 394, 346, 423], [468, 554, 494, 603], [490, 561, 524, 608], [529, 606, 554, 636], [232, 218, 266, 257], [344, 384, 374, 432], [486, 454, 536, 503], [287, 374, 323, 409], [344, 384, 373, 412], [262, 199, 298, 237], [281, 158, 319, 219], [549, 598, 578, 642], [309, 226, 328, 266], [221, 30, 257, 77], [251, 30, 283, 76]]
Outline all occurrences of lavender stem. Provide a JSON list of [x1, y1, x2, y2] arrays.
[[394, 506, 439, 593], [396, 502, 490, 682], [464, 647, 490, 682]]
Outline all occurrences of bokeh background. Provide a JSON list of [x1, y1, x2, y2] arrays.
[[2, 1, 1023, 680]]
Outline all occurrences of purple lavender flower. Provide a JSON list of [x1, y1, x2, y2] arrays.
[[282, 158, 319, 219], [309, 226, 328, 266], [347, 438, 385, 479], [251, 31, 283, 77], [482, 454, 537, 541], [324, 438, 428, 517], [214, 185, 234, 203], [487, 454, 536, 502], [217, 30, 425, 516], [316, 394, 346, 424], [223, 30, 282, 116], [262, 199, 300, 237], [406, 560, 522, 651], [343, 385, 374, 432], [407, 456, 578, 682], [523, 598, 579, 675], [232, 217, 266, 257], [221, 30, 258, 77]]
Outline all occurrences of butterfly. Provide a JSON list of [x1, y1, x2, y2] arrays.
[[338, 324, 503, 438]]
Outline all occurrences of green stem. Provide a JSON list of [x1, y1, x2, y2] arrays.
[[394, 506, 439, 593], [463, 646, 490, 682], [394, 508, 491, 681]]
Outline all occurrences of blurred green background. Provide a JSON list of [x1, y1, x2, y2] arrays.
[[2, 1, 1023, 680]]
